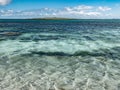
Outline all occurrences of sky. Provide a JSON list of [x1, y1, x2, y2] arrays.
[[0, 0, 120, 18]]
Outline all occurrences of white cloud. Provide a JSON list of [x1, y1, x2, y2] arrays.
[[85, 12, 101, 16], [0, 5, 113, 18], [65, 5, 93, 12], [63, 5, 101, 16], [98, 6, 111, 11], [0, 0, 11, 5], [73, 5, 93, 10], [0, 9, 14, 16]]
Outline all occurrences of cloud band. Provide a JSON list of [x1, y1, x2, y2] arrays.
[[0, 0, 11, 5]]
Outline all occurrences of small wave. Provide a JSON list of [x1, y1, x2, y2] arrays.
[[1, 39, 120, 58], [26, 51, 105, 57], [22, 47, 120, 59]]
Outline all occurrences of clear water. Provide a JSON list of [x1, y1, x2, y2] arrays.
[[0, 19, 120, 90]]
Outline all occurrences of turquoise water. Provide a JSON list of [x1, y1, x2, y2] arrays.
[[0, 19, 120, 90]]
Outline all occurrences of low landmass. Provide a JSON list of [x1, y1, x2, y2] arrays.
[[30, 17, 77, 20]]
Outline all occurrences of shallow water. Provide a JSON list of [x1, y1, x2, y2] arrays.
[[0, 19, 120, 90]]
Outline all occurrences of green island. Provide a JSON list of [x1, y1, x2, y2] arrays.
[[30, 17, 77, 20]]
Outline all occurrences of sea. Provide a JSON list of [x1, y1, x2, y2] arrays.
[[0, 19, 120, 90]]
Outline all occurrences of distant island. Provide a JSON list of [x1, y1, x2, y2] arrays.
[[30, 17, 77, 20]]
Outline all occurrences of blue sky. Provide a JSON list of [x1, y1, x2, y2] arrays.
[[0, 0, 120, 18]]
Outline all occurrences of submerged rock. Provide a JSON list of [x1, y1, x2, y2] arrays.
[[0, 32, 21, 36], [0, 38, 6, 41]]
